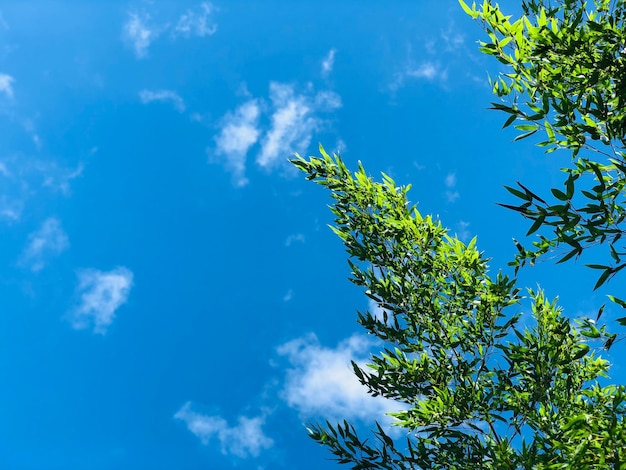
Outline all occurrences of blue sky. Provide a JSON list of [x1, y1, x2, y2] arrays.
[[0, 1, 623, 469]]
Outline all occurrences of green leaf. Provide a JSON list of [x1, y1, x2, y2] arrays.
[[527, 216, 545, 236], [565, 175, 575, 199], [517, 182, 546, 203], [502, 114, 517, 128], [571, 344, 590, 360], [545, 121, 556, 140], [586, 264, 609, 270], [594, 269, 612, 290], [513, 129, 538, 141], [608, 295, 626, 308], [596, 304, 605, 321], [556, 247, 580, 264], [515, 124, 539, 132], [504, 185, 531, 201], [458, 0, 476, 17], [551, 188, 569, 201]]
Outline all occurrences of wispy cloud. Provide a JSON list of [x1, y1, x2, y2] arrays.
[[174, 2, 217, 38], [18, 218, 69, 272], [41, 162, 83, 196], [69, 267, 133, 334], [456, 220, 471, 242], [139, 89, 185, 112], [258, 82, 341, 169], [277, 333, 401, 422], [0, 157, 83, 223], [123, 12, 155, 59], [0, 73, 14, 98], [213, 100, 261, 187], [285, 233, 305, 247], [407, 62, 446, 81], [321, 48, 336, 77], [124, 4, 218, 58], [0, 196, 21, 222], [440, 26, 464, 51], [212, 82, 341, 185], [445, 172, 459, 203], [391, 62, 448, 91], [258, 84, 313, 169], [174, 402, 273, 458], [392, 21, 469, 93]]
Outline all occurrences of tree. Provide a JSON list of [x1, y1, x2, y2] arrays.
[[292, 148, 625, 468], [290, 0, 626, 467], [461, 0, 626, 307]]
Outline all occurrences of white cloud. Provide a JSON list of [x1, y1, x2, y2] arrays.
[[445, 191, 459, 203], [41, 162, 83, 196], [174, 2, 217, 38], [258, 83, 341, 169], [0, 11, 8, 30], [0, 157, 82, 223], [314, 90, 342, 111], [407, 62, 446, 81], [18, 218, 69, 272], [441, 28, 464, 51], [390, 60, 449, 92], [456, 220, 471, 242], [258, 84, 311, 168], [124, 4, 217, 58], [0, 73, 14, 98], [213, 100, 261, 187], [277, 333, 401, 422], [0, 196, 21, 221], [321, 48, 336, 77], [445, 172, 459, 203], [174, 402, 273, 458], [123, 12, 155, 58], [213, 82, 341, 185], [445, 172, 456, 188], [285, 233, 305, 247], [70, 267, 133, 334], [139, 89, 185, 112]]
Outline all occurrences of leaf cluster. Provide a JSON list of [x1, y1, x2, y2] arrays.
[[462, 0, 626, 297], [291, 147, 625, 469]]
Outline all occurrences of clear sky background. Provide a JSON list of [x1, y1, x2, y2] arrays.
[[0, 1, 623, 469]]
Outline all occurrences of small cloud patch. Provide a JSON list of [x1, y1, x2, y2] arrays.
[[212, 82, 341, 186], [407, 62, 445, 81], [445, 172, 459, 203], [18, 218, 69, 271], [69, 267, 133, 334], [174, 2, 217, 38], [277, 333, 401, 422], [213, 100, 262, 187], [285, 233, 305, 247], [456, 220, 471, 242], [124, 3, 217, 58], [0, 73, 14, 98], [321, 48, 336, 77], [139, 89, 185, 112], [123, 13, 155, 59], [174, 402, 273, 458]]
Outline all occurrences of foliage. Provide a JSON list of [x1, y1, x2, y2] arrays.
[[460, 0, 626, 304], [291, 147, 626, 469], [289, 0, 626, 466]]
